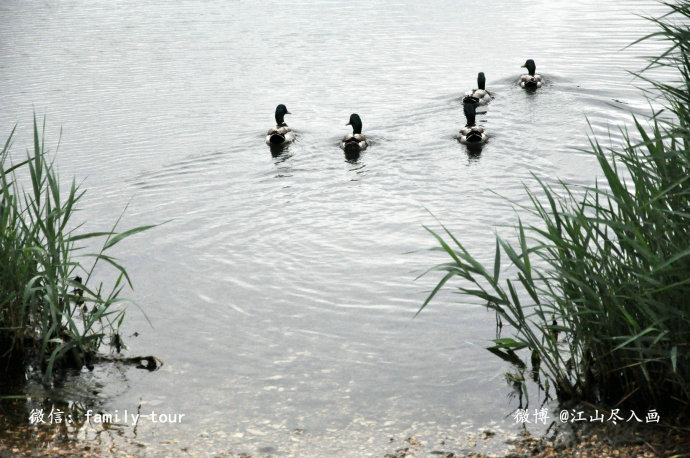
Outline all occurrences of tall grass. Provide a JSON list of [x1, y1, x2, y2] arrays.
[[420, 2, 690, 410], [0, 116, 153, 382]]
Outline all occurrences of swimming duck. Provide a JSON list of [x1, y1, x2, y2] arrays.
[[340, 113, 369, 154], [458, 102, 487, 145], [463, 72, 491, 105], [520, 59, 543, 89], [265, 104, 296, 145]]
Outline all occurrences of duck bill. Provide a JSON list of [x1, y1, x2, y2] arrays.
[[346, 122, 351, 126], [286, 111, 292, 114]]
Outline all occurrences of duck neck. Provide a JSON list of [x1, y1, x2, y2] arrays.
[[477, 73, 486, 90], [464, 104, 476, 127]]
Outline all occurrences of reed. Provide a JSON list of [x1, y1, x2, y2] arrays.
[[420, 2, 690, 410], [0, 116, 153, 382]]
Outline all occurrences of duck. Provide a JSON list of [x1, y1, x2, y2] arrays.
[[520, 59, 543, 89], [458, 102, 487, 145], [265, 104, 296, 146], [340, 113, 369, 154], [463, 72, 492, 105]]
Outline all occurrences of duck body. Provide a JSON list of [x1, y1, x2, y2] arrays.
[[519, 59, 543, 89], [520, 74, 542, 89], [463, 89, 491, 105], [266, 124, 295, 145], [340, 134, 369, 154], [462, 72, 492, 105], [340, 114, 369, 155], [458, 102, 487, 145], [265, 104, 295, 146], [459, 125, 487, 144]]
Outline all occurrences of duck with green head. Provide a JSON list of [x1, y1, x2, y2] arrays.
[[458, 102, 487, 145], [463, 72, 492, 105], [520, 59, 543, 89], [266, 104, 296, 145], [340, 113, 369, 154]]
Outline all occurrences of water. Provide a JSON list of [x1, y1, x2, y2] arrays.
[[0, 0, 670, 455]]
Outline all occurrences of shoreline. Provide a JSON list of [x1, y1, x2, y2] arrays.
[[2, 408, 688, 457]]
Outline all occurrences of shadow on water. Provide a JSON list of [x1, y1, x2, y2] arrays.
[[269, 143, 291, 159], [464, 142, 484, 160], [0, 364, 138, 453], [344, 148, 361, 163], [269, 143, 296, 180], [523, 86, 541, 97]]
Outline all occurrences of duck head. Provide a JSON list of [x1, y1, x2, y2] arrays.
[[346, 113, 363, 135], [521, 59, 537, 76], [463, 102, 477, 127], [275, 104, 291, 125], [477, 72, 486, 90]]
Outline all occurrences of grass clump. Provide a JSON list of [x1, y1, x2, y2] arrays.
[[420, 2, 690, 411], [0, 116, 153, 382]]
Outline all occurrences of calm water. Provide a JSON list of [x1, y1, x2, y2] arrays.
[[0, 0, 669, 455]]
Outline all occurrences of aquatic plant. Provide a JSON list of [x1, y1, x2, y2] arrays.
[[420, 2, 690, 411], [0, 116, 153, 382]]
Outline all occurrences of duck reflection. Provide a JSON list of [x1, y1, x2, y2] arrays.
[[269, 143, 291, 160]]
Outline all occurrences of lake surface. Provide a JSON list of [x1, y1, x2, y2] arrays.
[[0, 0, 669, 455]]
